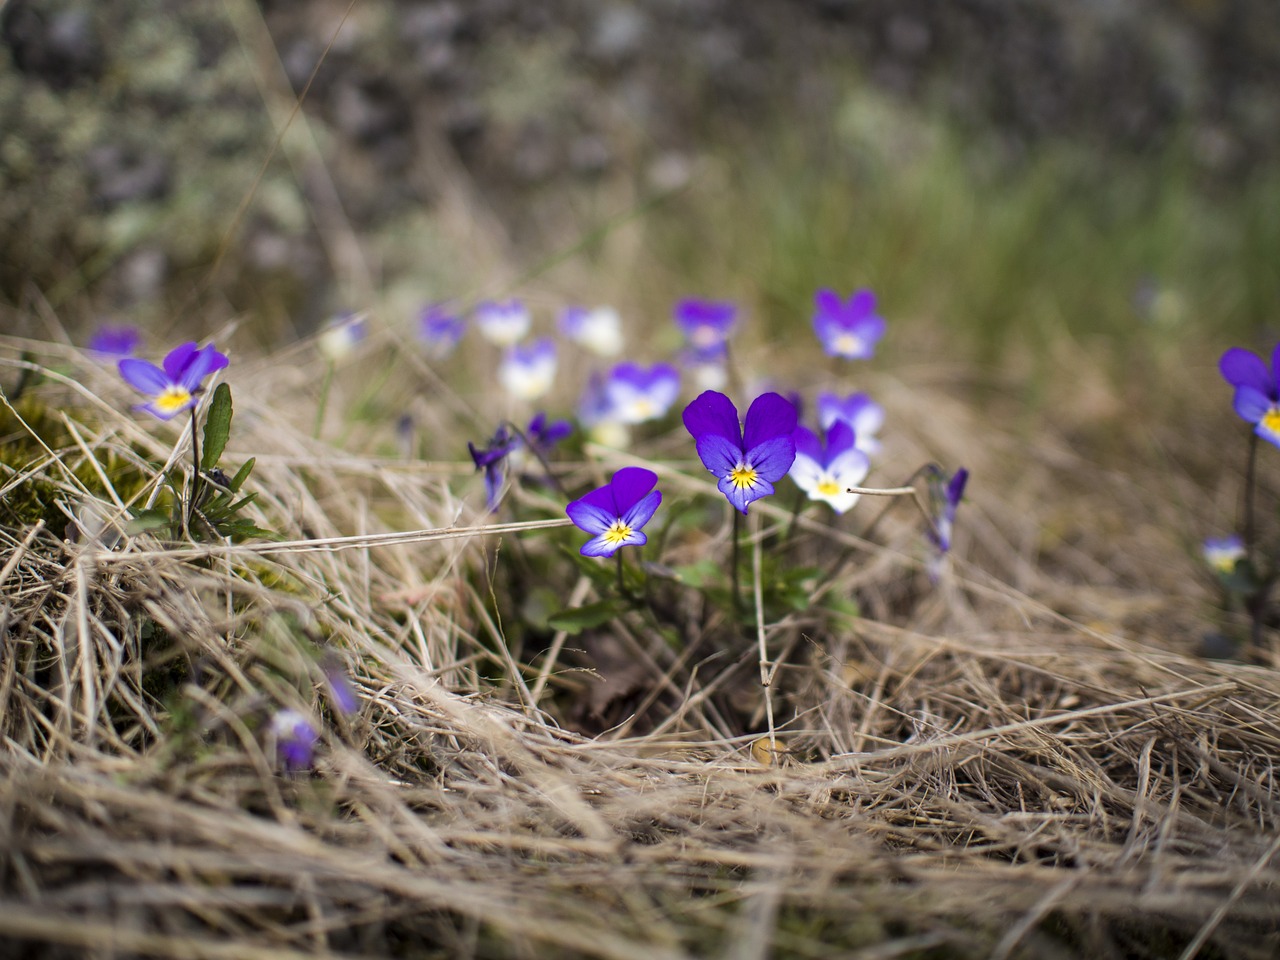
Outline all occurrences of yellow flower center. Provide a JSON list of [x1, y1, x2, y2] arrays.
[[817, 479, 841, 497], [729, 464, 758, 489], [602, 520, 633, 546], [834, 333, 861, 355], [1262, 407, 1280, 437], [154, 385, 194, 415]]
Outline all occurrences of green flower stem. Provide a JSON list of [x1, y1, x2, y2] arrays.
[[186, 407, 202, 536], [731, 507, 744, 622], [314, 359, 335, 439]]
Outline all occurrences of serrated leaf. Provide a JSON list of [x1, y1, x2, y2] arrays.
[[547, 599, 630, 635], [201, 383, 233, 470]]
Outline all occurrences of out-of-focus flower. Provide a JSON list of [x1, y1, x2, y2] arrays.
[[675, 299, 736, 351], [683, 390, 797, 514], [321, 657, 359, 715], [1220, 345, 1280, 448], [317, 312, 367, 361], [812, 289, 885, 360], [119, 342, 229, 420], [680, 341, 729, 392], [816, 391, 885, 456], [499, 338, 557, 401], [560, 305, 624, 356], [1203, 535, 1245, 575], [270, 709, 318, 771], [525, 411, 573, 457], [789, 421, 869, 514], [925, 466, 969, 579], [566, 466, 662, 558], [474, 299, 531, 347], [468, 423, 520, 512], [577, 373, 631, 448], [88, 325, 141, 358], [604, 362, 681, 425], [418, 304, 465, 359]]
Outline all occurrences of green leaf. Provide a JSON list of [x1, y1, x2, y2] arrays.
[[547, 599, 630, 635], [126, 508, 172, 536], [227, 456, 255, 492], [201, 383, 233, 471]]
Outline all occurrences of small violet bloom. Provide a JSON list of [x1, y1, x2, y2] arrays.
[[1203, 535, 1245, 576], [675, 299, 737, 351], [1220, 345, 1280, 448], [566, 466, 662, 558], [88, 325, 141, 358], [317, 312, 367, 361], [524, 411, 573, 457], [560, 305, 624, 357], [321, 656, 359, 716], [926, 467, 969, 579], [577, 373, 631, 448], [604, 362, 681, 425], [119, 341, 229, 421], [474, 299, 531, 347], [418, 304, 465, 359], [469, 423, 519, 511], [789, 421, 870, 514], [683, 390, 798, 515], [679, 341, 729, 392], [270, 709, 318, 771], [817, 391, 885, 456], [812, 288, 885, 360], [499, 337, 557, 401]]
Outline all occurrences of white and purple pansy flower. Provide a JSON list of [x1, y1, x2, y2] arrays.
[[816, 391, 885, 456], [418, 303, 465, 359], [499, 337, 557, 401], [1203, 535, 1245, 575], [1220, 345, 1280, 448], [675, 298, 737, 351], [812, 288, 886, 360], [118, 342, 229, 421], [789, 420, 870, 514], [683, 390, 798, 515], [560, 305, 624, 357], [474, 299, 531, 347], [604, 362, 681, 425], [566, 466, 662, 558]]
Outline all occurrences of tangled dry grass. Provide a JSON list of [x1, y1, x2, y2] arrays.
[[2, 329, 1279, 960]]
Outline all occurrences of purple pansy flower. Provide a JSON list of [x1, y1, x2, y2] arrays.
[[88, 325, 141, 358], [525, 411, 573, 456], [926, 467, 969, 579], [675, 299, 737, 351], [1220, 345, 1280, 448], [812, 288, 885, 360], [270, 709, 318, 771], [1203, 535, 1245, 575], [816, 391, 885, 456], [474, 299, 531, 347], [604, 362, 681, 425], [499, 337, 557, 400], [789, 421, 870, 514], [418, 304, 465, 359], [560, 305, 624, 356], [468, 423, 520, 511], [683, 390, 798, 515], [566, 466, 662, 558], [118, 342, 229, 420]]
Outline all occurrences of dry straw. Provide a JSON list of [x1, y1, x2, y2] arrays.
[[2, 334, 1280, 960]]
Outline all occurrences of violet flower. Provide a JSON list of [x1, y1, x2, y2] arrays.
[[468, 423, 519, 511], [789, 421, 870, 514], [1203, 535, 1245, 575], [816, 391, 885, 456], [499, 337, 557, 401], [88, 325, 141, 358], [604, 362, 681, 425], [1220, 345, 1280, 448], [683, 390, 798, 514], [321, 657, 359, 716], [418, 304, 465, 359], [812, 289, 885, 360], [525, 411, 573, 457], [926, 467, 969, 578], [270, 709, 318, 771], [560, 305, 624, 356], [317, 312, 367, 361], [675, 299, 737, 351], [566, 466, 662, 558], [474, 299, 531, 347], [118, 342, 229, 420]]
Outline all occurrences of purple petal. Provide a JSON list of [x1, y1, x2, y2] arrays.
[[947, 468, 969, 505], [609, 466, 658, 513], [620, 489, 662, 531], [177, 345, 229, 391], [118, 358, 170, 395], [581, 528, 647, 557], [1220, 348, 1270, 395], [162, 342, 200, 380], [747, 434, 797, 483], [824, 420, 857, 461], [566, 495, 616, 535], [718, 473, 774, 514], [849, 288, 877, 318], [695, 433, 743, 478], [1235, 385, 1271, 424], [813, 288, 842, 317], [683, 390, 741, 444], [139, 399, 190, 421], [792, 424, 822, 462], [742, 393, 798, 450]]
